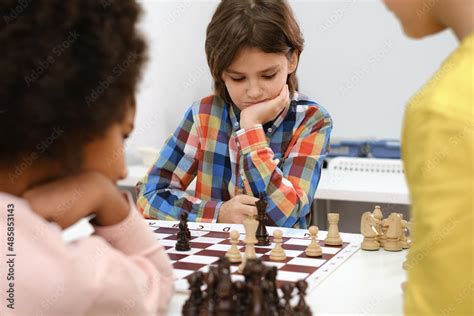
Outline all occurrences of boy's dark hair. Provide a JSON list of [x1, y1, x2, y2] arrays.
[[205, 0, 304, 104], [0, 0, 146, 167]]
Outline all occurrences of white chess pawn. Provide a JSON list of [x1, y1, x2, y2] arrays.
[[305, 226, 322, 257], [225, 230, 242, 263], [238, 214, 258, 272], [269, 229, 286, 261], [324, 213, 343, 246]]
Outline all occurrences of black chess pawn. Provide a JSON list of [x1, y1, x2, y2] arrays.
[[176, 212, 191, 251], [180, 211, 191, 240], [204, 266, 219, 316], [182, 271, 204, 316], [255, 195, 271, 246], [293, 280, 311, 316], [281, 283, 295, 316], [263, 266, 280, 316], [176, 228, 191, 251]]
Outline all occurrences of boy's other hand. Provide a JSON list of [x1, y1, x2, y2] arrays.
[[240, 84, 290, 129], [24, 172, 129, 229], [217, 194, 258, 224]]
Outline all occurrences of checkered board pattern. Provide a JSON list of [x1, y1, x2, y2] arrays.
[[147, 220, 361, 293]]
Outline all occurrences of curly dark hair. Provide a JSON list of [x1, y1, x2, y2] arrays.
[[0, 0, 146, 167]]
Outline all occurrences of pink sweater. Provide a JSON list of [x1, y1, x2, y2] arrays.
[[0, 192, 174, 315]]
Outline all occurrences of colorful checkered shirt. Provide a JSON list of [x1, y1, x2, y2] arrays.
[[136, 92, 332, 228]]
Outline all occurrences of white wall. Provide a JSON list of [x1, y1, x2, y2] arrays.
[[127, 0, 457, 153]]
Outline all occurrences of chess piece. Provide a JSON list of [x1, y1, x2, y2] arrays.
[[176, 220, 191, 251], [216, 272, 234, 315], [360, 211, 380, 251], [203, 266, 218, 315], [180, 211, 191, 240], [380, 219, 388, 247], [372, 205, 384, 244], [182, 271, 204, 316], [305, 226, 323, 257], [294, 280, 311, 316], [233, 281, 249, 316], [281, 283, 295, 316], [263, 266, 280, 316], [324, 212, 343, 246], [238, 214, 258, 272], [399, 214, 410, 249], [255, 195, 271, 246], [225, 230, 242, 263], [247, 259, 265, 316], [269, 229, 286, 261], [383, 213, 403, 251]]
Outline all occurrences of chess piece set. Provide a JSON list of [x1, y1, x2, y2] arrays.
[[176, 197, 346, 315], [182, 257, 312, 316], [360, 205, 411, 252]]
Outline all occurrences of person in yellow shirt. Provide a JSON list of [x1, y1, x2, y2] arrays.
[[382, 0, 473, 315]]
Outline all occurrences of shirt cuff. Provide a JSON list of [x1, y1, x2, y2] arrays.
[[236, 124, 268, 155], [93, 192, 158, 256]]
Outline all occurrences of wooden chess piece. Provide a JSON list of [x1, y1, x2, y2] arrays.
[[263, 266, 280, 316], [399, 214, 410, 249], [294, 280, 311, 316], [281, 283, 295, 316], [238, 214, 258, 272], [216, 272, 234, 315], [255, 195, 271, 246], [225, 230, 242, 263], [176, 221, 191, 251], [324, 212, 343, 246], [372, 205, 384, 245], [182, 271, 204, 316], [360, 211, 380, 251], [269, 229, 286, 261], [305, 226, 323, 257], [383, 213, 403, 251], [180, 211, 191, 240], [248, 259, 265, 316]]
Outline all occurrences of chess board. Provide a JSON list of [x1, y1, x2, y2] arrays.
[[148, 220, 362, 293]]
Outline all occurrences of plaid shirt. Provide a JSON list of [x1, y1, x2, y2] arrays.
[[136, 92, 332, 228]]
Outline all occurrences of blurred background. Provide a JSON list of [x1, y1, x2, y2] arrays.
[[122, 0, 457, 231], [128, 0, 456, 152]]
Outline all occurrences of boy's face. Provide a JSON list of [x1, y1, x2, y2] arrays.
[[222, 47, 297, 111], [383, 0, 446, 38], [81, 105, 135, 183]]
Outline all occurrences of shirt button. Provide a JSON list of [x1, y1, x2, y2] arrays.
[[268, 128, 273, 133]]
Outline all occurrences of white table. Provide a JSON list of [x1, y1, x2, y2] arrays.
[[167, 248, 406, 315]]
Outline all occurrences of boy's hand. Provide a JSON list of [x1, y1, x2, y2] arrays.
[[24, 172, 129, 229], [240, 84, 290, 129], [217, 194, 258, 224]]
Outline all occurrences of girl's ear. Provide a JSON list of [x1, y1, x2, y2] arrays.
[[288, 51, 299, 74]]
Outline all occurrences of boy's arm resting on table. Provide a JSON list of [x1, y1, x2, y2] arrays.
[[237, 106, 332, 228], [136, 106, 221, 222]]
